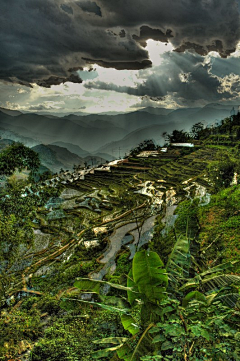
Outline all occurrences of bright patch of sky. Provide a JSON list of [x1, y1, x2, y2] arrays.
[[1, 39, 240, 114], [0, 81, 139, 114], [145, 40, 174, 66], [77, 69, 98, 81], [89, 65, 141, 87], [230, 41, 240, 58]]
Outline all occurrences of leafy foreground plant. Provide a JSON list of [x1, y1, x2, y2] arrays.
[[62, 237, 240, 360]]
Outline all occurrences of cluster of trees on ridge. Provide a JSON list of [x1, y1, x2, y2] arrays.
[[163, 112, 240, 143]]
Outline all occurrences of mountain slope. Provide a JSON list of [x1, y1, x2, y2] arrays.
[[1, 112, 127, 151], [0, 107, 22, 117], [32, 144, 65, 173], [50, 141, 90, 158], [32, 144, 85, 172], [0, 105, 235, 154], [47, 145, 84, 170]]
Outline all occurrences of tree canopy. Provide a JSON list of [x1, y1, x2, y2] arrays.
[[0, 142, 40, 177]]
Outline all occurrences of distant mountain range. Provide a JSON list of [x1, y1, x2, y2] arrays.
[[32, 144, 84, 173], [0, 104, 235, 170], [0, 107, 22, 117], [50, 141, 91, 158], [31, 144, 110, 173]]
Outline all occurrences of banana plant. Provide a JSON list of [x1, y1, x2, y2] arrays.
[[179, 260, 240, 308], [165, 234, 240, 308], [61, 236, 240, 360], [66, 249, 168, 360]]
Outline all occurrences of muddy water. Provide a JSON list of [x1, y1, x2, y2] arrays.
[[90, 215, 157, 280], [100, 222, 138, 264], [127, 215, 157, 259]]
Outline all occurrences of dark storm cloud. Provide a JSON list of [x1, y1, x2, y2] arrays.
[[119, 30, 126, 38], [132, 26, 173, 47], [60, 4, 73, 15], [82, 58, 152, 70], [85, 52, 230, 103], [37, 73, 83, 88], [76, 1, 102, 16], [0, 0, 148, 86], [97, 0, 240, 57], [0, 0, 240, 87]]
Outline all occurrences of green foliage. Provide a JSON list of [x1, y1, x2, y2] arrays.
[[30, 315, 96, 361], [73, 250, 169, 359], [191, 122, 205, 140], [182, 290, 207, 307], [1, 117, 240, 361], [121, 314, 140, 336], [0, 309, 42, 360], [32, 260, 98, 294], [163, 129, 190, 143], [0, 178, 62, 304], [130, 140, 157, 156], [207, 152, 236, 191], [72, 244, 240, 360], [0, 212, 32, 264], [37, 295, 61, 315], [132, 250, 168, 302], [175, 199, 199, 238], [149, 221, 176, 265], [198, 185, 240, 272], [0, 210, 33, 305], [148, 298, 240, 360], [0, 142, 40, 176], [166, 235, 190, 288], [107, 252, 132, 284], [74, 277, 137, 296]]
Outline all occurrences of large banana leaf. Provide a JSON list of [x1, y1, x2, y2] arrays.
[[93, 337, 129, 345], [117, 344, 133, 361], [179, 279, 200, 291], [91, 337, 129, 359], [200, 261, 240, 277], [74, 278, 102, 293], [166, 235, 190, 285], [180, 273, 240, 310], [180, 274, 240, 292], [127, 269, 139, 306], [61, 297, 130, 314], [121, 314, 140, 335], [215, 293, 240, 308], [132, 250, 168, 302], [202, 274, 240, 290], [182, 291, 207, 307], [130, 324, 154, 361], [74, 277, 139, 294], [205, 292, 239, 307], [92, 345, 124, 359]]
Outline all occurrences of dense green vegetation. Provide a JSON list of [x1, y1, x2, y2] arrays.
[[0, 143, 40, 177], [0, 115, 239, 360], [73, 245, 240, 360]]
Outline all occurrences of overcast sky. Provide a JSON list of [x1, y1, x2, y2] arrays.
[[1, 0, 240, 114]]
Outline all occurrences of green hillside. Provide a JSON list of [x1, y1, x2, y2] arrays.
[[0, 114, 239, 361]]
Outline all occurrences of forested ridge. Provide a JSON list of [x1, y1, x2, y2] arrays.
[[0, 113, 240, 361]]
